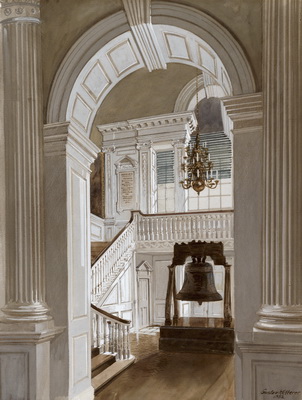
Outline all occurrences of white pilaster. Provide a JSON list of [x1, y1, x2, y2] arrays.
[[44, 122, 98, 400], [138, 142, 152, 214], [256, 0, 302, 333], [222, 92, 263, 335], [103, 146, 116, 219], [222, 93, 263, 400], [173, 140, 187, 212]]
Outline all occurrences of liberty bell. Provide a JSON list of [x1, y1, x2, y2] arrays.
[[176, 256, 222, 305]]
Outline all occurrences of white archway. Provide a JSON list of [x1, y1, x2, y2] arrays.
[[47, 2, 256, 139]]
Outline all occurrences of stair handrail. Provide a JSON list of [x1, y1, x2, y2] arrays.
[[91, 304, 131, 360], [92, 213, 135, 265], [132, 208, 234, 218], [91, 304, 130, 325]]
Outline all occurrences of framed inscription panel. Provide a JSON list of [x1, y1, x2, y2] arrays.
[[119, 170, 135, 210], [116, 156, 137, 213]]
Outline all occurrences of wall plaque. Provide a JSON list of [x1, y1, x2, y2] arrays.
[[119, 170, 135, 210]]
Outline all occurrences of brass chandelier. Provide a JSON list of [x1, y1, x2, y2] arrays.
[[180, 74, 219, 194], [180, 132, 219, 194]]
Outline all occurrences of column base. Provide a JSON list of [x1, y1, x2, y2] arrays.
[[236, 331, 302, 400], [255, 305, 302, 332], [1, 301, 51, 322], [0, 320, 64, 400]]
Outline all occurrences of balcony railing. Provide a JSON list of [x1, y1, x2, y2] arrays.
[[91, 210, 233, 305], [136, 210, 233, 243]]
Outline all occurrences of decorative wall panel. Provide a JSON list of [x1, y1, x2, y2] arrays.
[[107, 39, 140, 77], [71, 170, 88, 320], [0, 353, 28, 400], [164, 32, 191, 60], [71, 95, 92, 130], [72, 334, 89, 386], [82, 61, 111, 102]]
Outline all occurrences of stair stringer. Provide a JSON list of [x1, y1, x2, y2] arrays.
[[92, 245, 135, 307]]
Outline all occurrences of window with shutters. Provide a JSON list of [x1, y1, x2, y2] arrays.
[[187, 132, 233, 211], [156, 150, 175, 213]]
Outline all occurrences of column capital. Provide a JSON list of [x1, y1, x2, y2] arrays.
[[172, 139, 186, 148], [221, 92, 263, 136], [44, 122, 99, 168], [136, 141, 152, 150], [0, 0, 40, 23]]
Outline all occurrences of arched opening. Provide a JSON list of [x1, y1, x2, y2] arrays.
[[45, 2, 258, 398]]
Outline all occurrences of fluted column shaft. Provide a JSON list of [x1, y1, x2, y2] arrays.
[[256, 0, 302, 331], [1, 1, 49, 320]]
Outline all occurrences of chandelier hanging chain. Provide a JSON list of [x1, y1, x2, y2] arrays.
[[179, 71, 219, 194]]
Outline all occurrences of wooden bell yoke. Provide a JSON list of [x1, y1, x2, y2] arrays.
[[164, 240, 232, 327]]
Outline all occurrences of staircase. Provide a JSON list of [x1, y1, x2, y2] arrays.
[[91, 215, 136, 305], [91, 304, 135, 394]]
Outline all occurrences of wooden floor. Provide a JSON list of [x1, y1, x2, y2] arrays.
[[95, 327, 234, 400]]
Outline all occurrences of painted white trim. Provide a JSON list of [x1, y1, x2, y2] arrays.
[[152, 2, 256, 95], [47, 11, 129, 123], [47, 2, 256, 138]]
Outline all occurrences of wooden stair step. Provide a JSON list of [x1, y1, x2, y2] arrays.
[[92, 354, 116, 378], [92, 357, 135, 393]]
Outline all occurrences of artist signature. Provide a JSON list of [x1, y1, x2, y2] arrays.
[[261, 389, 301, 399]]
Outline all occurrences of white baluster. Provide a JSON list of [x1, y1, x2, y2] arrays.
[[122, 326, 127, 359], [103, 317, 108, 353], [92, 312, 97, 348], [97, 314, 102, 349], [117, 324, 122, 360], [126, 325, 131, 359], [105, 320, 110, 353], [108, 321, 114, 353], [168, 216, 172, 241], [192, 215, 196, 238], [157, 217, 160, 241]]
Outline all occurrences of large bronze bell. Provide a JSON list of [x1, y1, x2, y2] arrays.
[[176, 256, 222, 305]]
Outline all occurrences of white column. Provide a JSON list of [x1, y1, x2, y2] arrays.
[[44, 122, 98, 400], [255, 0, 302, 332], [1, 0, 49, 322], [173, 140, 187, 212], [0, 3, 62, 399]]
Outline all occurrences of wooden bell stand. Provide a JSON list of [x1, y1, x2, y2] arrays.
[[160, 240, 234, 354]]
